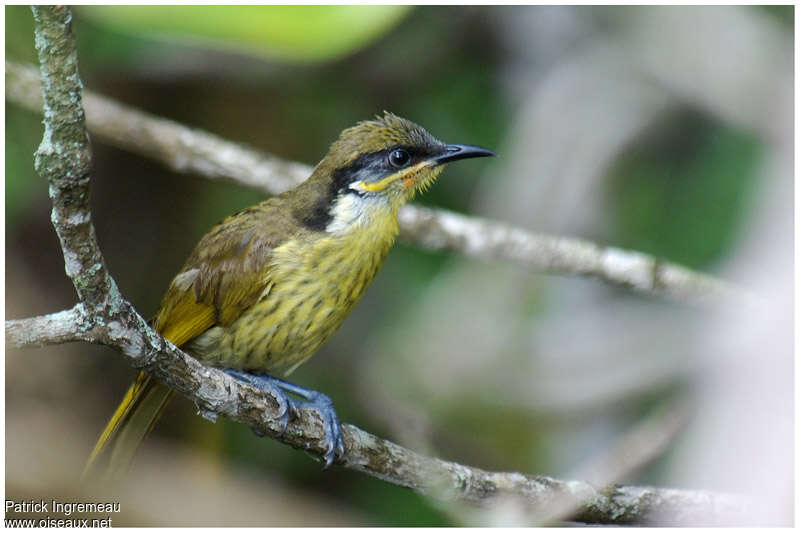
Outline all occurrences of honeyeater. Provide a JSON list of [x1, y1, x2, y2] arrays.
[[85, 112, 494, 476]]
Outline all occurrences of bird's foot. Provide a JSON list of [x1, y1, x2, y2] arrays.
[[224, 370, 344, 468], [269, 376, 344, 468]]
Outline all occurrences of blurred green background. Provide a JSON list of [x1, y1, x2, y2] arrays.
[[5, 5, 793, 526]]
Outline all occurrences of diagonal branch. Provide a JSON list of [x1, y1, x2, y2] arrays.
[[6, 6, 748, 525], [6, 59, 745, 305]]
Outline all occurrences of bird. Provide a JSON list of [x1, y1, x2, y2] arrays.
[[84, 111, 495, 477]]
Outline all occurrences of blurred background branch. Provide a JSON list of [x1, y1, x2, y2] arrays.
[[6, 59, 744, 305]]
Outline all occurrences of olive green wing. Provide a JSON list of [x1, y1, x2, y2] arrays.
[[153, 202, 296, 347]]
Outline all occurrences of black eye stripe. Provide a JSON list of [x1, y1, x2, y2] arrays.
[[301, 143, 440, 230], [329, 143, 443, 199], [337, 147, 416, 184]]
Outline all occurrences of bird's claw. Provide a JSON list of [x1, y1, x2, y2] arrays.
[[224, 370, 344, 467], [296, 391, 344, 468]]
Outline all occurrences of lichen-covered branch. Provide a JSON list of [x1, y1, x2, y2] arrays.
[[5, 306, 747, 526], [30, 7, 113, 310], [5, 7, 747, 525], [5, 59, 745, 305], [5, 305, 92, 347]]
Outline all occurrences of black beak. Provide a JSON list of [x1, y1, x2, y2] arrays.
[[432, 144, 496, 165]]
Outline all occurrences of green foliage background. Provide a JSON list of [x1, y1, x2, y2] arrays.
[[5, 5, 791, 526]]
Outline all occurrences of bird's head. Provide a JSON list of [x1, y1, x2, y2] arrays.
[[316, 112, 494, 206], [292, 112, 494, 233]]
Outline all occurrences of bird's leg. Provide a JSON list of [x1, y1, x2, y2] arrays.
[[224, 369, 344, 468]]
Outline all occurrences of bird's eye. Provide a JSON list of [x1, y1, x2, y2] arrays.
[[388, 149, 411, 168]]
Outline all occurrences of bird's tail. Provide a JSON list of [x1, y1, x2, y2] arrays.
[[82, 371, 174, 482]]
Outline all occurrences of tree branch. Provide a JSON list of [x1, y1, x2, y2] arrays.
[[5, 59, 746, 305], [397, 206, 739, 303], [5, 7, 748, 525], [5, 305, 92, 347], [5, 307, 747, 526]]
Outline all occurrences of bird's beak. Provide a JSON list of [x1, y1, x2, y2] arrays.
[[431, 144, 496, 166]]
